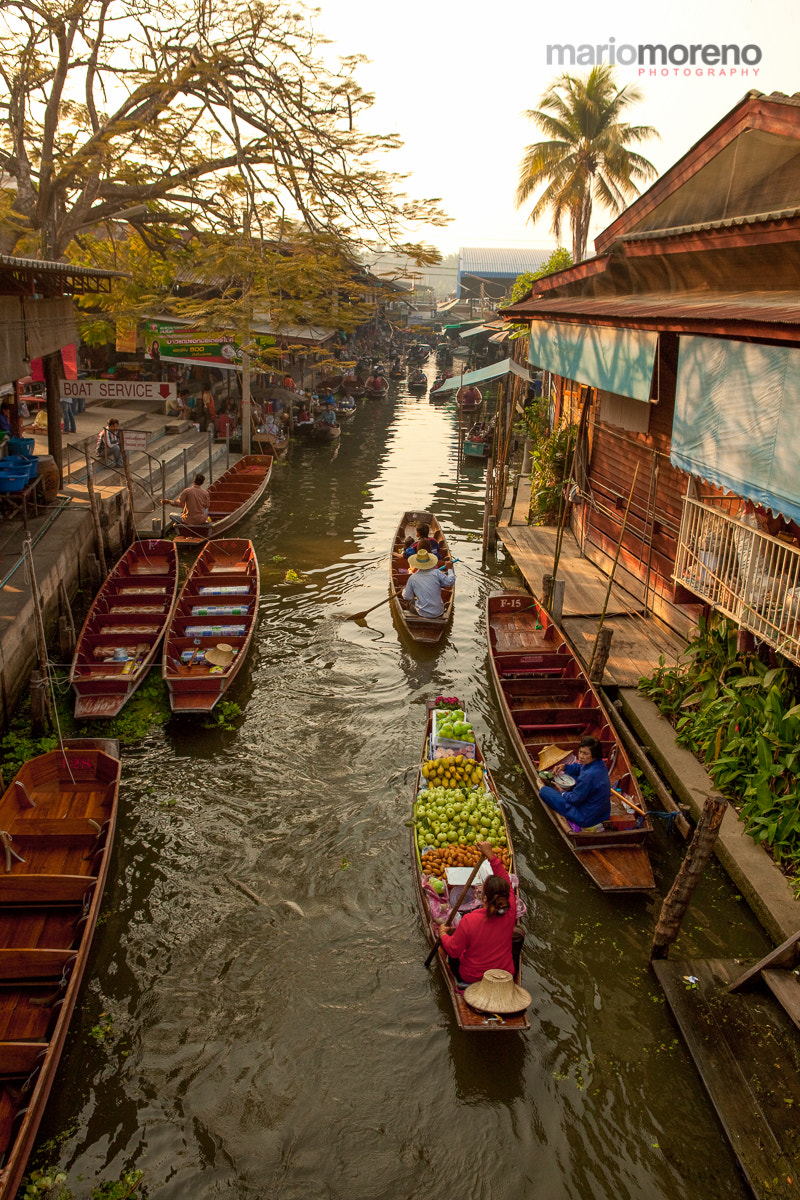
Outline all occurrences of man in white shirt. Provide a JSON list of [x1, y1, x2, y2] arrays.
[[402, 541, 455, 618]]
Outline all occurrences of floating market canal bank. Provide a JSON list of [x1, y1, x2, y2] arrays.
[[10, 379, 769, 1200]]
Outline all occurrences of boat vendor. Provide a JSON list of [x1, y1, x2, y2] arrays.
[[163, 472, 211, 530], [402, 541, 455, 617], [318, 401, 337, 426], [539, 736, 611, 832], [437, 841, 523, 985]]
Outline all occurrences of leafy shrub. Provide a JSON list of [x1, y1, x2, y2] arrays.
[[639, 615, 800, 875], [527, 418, 576, 526]]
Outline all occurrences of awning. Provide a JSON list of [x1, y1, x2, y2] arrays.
[[671, 335, 800, 524], [458, 325, 491, 339], [433, 357, 530, 393], [527, 319, 658, 403]]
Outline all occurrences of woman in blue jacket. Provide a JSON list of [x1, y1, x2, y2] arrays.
[[540, 736, 611, 831]]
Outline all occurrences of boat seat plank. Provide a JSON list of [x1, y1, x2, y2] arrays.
[[0, 988, 56, 1042], [0, 1042, 47, 1078], [728, 930, 800, 992], [761, 970, 800, 1032], [0, 949, 76, 981], [0, 875, 96, 906]]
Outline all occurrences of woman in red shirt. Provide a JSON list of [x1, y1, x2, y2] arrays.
[[437, 841, 518, 984]]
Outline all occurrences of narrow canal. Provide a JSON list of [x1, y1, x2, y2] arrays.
[[38, 374, 768, 1199]]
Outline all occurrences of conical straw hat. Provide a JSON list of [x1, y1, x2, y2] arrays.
[[205, 642, 235, 667], [463, 969, 532, 1014], [538, 744, 571, 771]]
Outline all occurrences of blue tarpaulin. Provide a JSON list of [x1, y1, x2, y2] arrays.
[[527, 320, 658, 403], [671, 335, 800, 524]]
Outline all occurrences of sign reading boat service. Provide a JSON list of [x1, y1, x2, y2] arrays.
[[62, 380, 176, 401]]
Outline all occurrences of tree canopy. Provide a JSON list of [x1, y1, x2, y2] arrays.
[[515, 66, 658, 262], [0, 0, 449, 261], [506, 247, 573, 305]]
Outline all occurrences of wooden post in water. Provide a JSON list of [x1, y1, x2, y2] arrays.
[[650, 794, 727, 960], [589, 627, 614, 682], [120, 442, 136, 545], [83, 445, 107, 576], [30, 671, 48, 736]]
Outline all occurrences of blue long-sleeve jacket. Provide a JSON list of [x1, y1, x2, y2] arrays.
[[540, 759, 611, 827]]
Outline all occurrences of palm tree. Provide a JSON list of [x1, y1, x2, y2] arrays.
[[516, 65, 659, 263]]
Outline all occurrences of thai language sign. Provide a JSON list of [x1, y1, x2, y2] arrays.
[[143, 322, 276, 368]]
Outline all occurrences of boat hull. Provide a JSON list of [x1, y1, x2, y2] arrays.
[[173, 454, 272, 544], [411, 703, 530, 1032], [70, 539, 179, 718], [163, 539, 260, 713], [0, 748, 121, 1200], [390, 511, 454, 645], [486, 590, 655, 893]]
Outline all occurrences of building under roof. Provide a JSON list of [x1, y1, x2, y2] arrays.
[[457, 247, 551, 301]]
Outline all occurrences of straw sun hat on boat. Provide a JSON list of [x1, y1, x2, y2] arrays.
[[463, 969, 532, 1014], [407, 546, 438, 571], [462, 964, 532, 1012], [538, 744, 571, 772], [205, 643, 235, 667]]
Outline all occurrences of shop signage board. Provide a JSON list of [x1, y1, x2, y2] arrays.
[[62, 380, 176, 402], [120, 429, 149, 452], [144, 321, 276, 369]]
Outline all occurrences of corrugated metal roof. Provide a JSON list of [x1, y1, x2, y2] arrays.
[[0, 253, 121, 278], [459, 247, 551, 278], [506, 290, 800, 328], [433, 357, 530, 392], [619, 206, 800, 243]]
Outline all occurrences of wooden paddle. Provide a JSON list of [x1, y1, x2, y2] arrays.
[[425, 857, 485, 969], [343, 592, 402, 622]]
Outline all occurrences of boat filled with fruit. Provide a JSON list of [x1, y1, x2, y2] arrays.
[[410, 698, 530, 1032]]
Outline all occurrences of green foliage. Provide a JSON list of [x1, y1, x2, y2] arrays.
[[527, 418, 576, 525], [88, 1013, 114, 1043], [202, 701, 242, 732], [22, 1168, 143, 1200], [639, 615, 800, 874], [506, 248, 574, 306]]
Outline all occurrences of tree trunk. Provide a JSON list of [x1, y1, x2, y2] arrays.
[[650, 794, 727, 960]]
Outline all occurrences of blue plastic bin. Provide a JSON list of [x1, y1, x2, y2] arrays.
[[0, 469, 29, 493], [8, 437, 34, 455]]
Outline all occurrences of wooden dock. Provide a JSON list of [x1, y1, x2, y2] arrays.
[[498, 489, 685, 685], [654, 951, 800, 1200]]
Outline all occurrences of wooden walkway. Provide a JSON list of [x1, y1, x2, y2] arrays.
[[654, 956, 800, 1200], [498, 483, 685, 686]]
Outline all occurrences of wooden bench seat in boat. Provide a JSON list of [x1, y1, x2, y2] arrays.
[[0, 1043, 47, 1078], [494, 651, 573, 677], [0, 949, 77, 982], [0, 875, 97, 907]]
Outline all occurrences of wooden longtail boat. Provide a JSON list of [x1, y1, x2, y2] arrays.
[[163, 539, 260, 714], [364, 377, 388, 399], [486, 590, 654, 892], [309, 420, 341, 443], [411, 702, 530, 1032], [390, 511, 454, 645], [0, 746, 121, 1200], [407, 369, 428, 393], [69, 539, 179, 718], [341, 375, 364, 398], [457, 385, 482, 413], [173, 454, 272, 543], [463, 420, 493, 458]]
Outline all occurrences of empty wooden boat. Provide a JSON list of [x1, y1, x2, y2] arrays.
[[486, 590, 655, 893], [172, 454, 272, 543], [390, 511, 454, 645], [0, 746, 121, 1200], [411, 701, 530, 1032], [69, 539, 179, 718], [163, 539, 260, 714]]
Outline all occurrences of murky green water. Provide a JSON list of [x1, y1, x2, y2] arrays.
[[36, 373, 767, 1199]]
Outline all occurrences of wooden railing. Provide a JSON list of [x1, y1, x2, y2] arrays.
[[674, 497, 800, 664]]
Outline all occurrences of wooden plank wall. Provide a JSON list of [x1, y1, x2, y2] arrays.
[[572, 392, 716, 637]]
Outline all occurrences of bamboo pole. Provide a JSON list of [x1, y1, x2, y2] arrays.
[[83, 444, 107, 575], [588, 463, 639, 673], [120, 440, 137, 545]]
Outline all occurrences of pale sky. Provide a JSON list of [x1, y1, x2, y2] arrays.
[[312, 0, 797, 259]]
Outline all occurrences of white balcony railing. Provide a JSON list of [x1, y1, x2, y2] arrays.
[[674, 497, 800, 665]]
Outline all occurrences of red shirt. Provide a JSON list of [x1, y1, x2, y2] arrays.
[[439, 856, 516, 983]]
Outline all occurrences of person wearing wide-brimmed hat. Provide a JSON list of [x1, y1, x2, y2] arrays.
[[402, 539, 455, 618], [463, 969, 531, 1015], [437, 840, 523, 987], [539, 735, 611, 832]]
